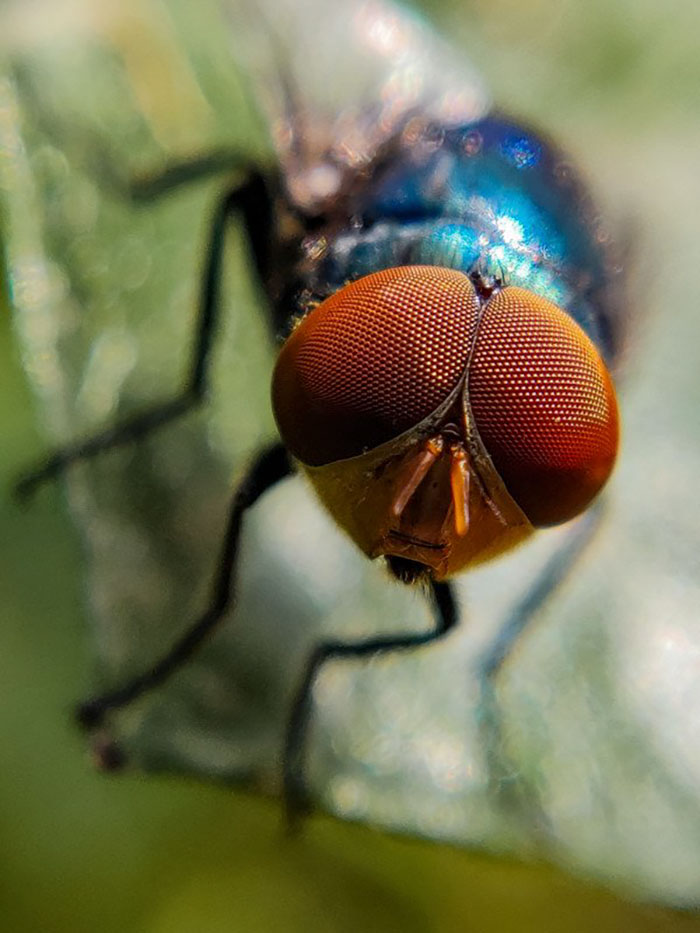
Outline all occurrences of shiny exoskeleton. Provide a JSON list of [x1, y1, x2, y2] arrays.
[[271, 116, 619, 582]]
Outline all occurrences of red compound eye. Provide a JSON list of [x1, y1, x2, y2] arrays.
[[468, 286, 619, 527], [272, 266, 480, 465]]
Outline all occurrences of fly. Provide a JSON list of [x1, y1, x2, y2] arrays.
[[9, 0, 625, 823]]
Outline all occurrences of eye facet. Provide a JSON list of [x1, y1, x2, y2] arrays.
[[272, 266, 480, 465], [467, 286, 619, 527]]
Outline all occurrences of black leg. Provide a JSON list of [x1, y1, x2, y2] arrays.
[[12, 61, 246, 205], [476, 501, 606, 823], [478, 501, 606, 682], [77, 442, 291, 730], [283, 579, 458, 825], [103, 149, 253, 204], [15, 169, 273, 500]]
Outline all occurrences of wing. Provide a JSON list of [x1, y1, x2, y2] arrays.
[[228, 0, 490, 211]]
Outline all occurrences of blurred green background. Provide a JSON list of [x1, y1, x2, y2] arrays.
[[3, 0, 700, 930]]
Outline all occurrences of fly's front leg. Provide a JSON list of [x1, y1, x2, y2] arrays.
[[476, 502, 606, 812], [479, 502, 606, 682], [14, 166, 274, 499], [78, 443, 291, 741], [283, 580, 458, 827]]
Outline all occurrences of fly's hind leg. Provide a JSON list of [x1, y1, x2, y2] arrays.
[[78, 443, 291, 749], [14, 161, 274, 500], [283, 580, 458, 827]]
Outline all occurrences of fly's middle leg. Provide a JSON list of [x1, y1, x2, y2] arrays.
[[14, 167, 274, 499]]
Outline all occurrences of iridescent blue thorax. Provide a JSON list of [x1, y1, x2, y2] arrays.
[[307, 115, 618, 363]]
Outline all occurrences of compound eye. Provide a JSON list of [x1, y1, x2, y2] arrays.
[[468, 286, 619, 527], [272, 266, 480, 466]]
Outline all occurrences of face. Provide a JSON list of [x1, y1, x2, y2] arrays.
[[273, 265, 619, 579]]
